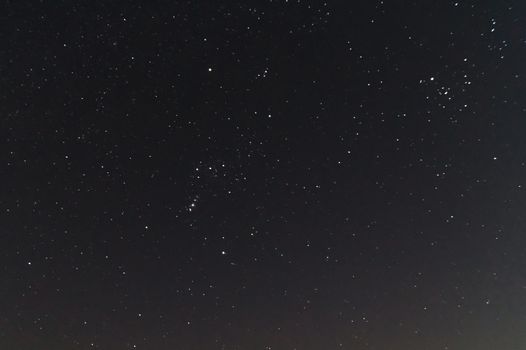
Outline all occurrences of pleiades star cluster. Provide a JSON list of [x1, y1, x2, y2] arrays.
[[2, 1, 526, 349]]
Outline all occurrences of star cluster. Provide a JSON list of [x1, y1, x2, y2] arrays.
[[2, 1, 526, 349]]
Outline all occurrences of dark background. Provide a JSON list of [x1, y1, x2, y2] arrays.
[[1, 1, 526, 349]]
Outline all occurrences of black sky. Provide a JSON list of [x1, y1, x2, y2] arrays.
[[2, 1, 526, 349]]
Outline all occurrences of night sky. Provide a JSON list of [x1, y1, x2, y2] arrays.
[[2, 1, 526, 349]]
